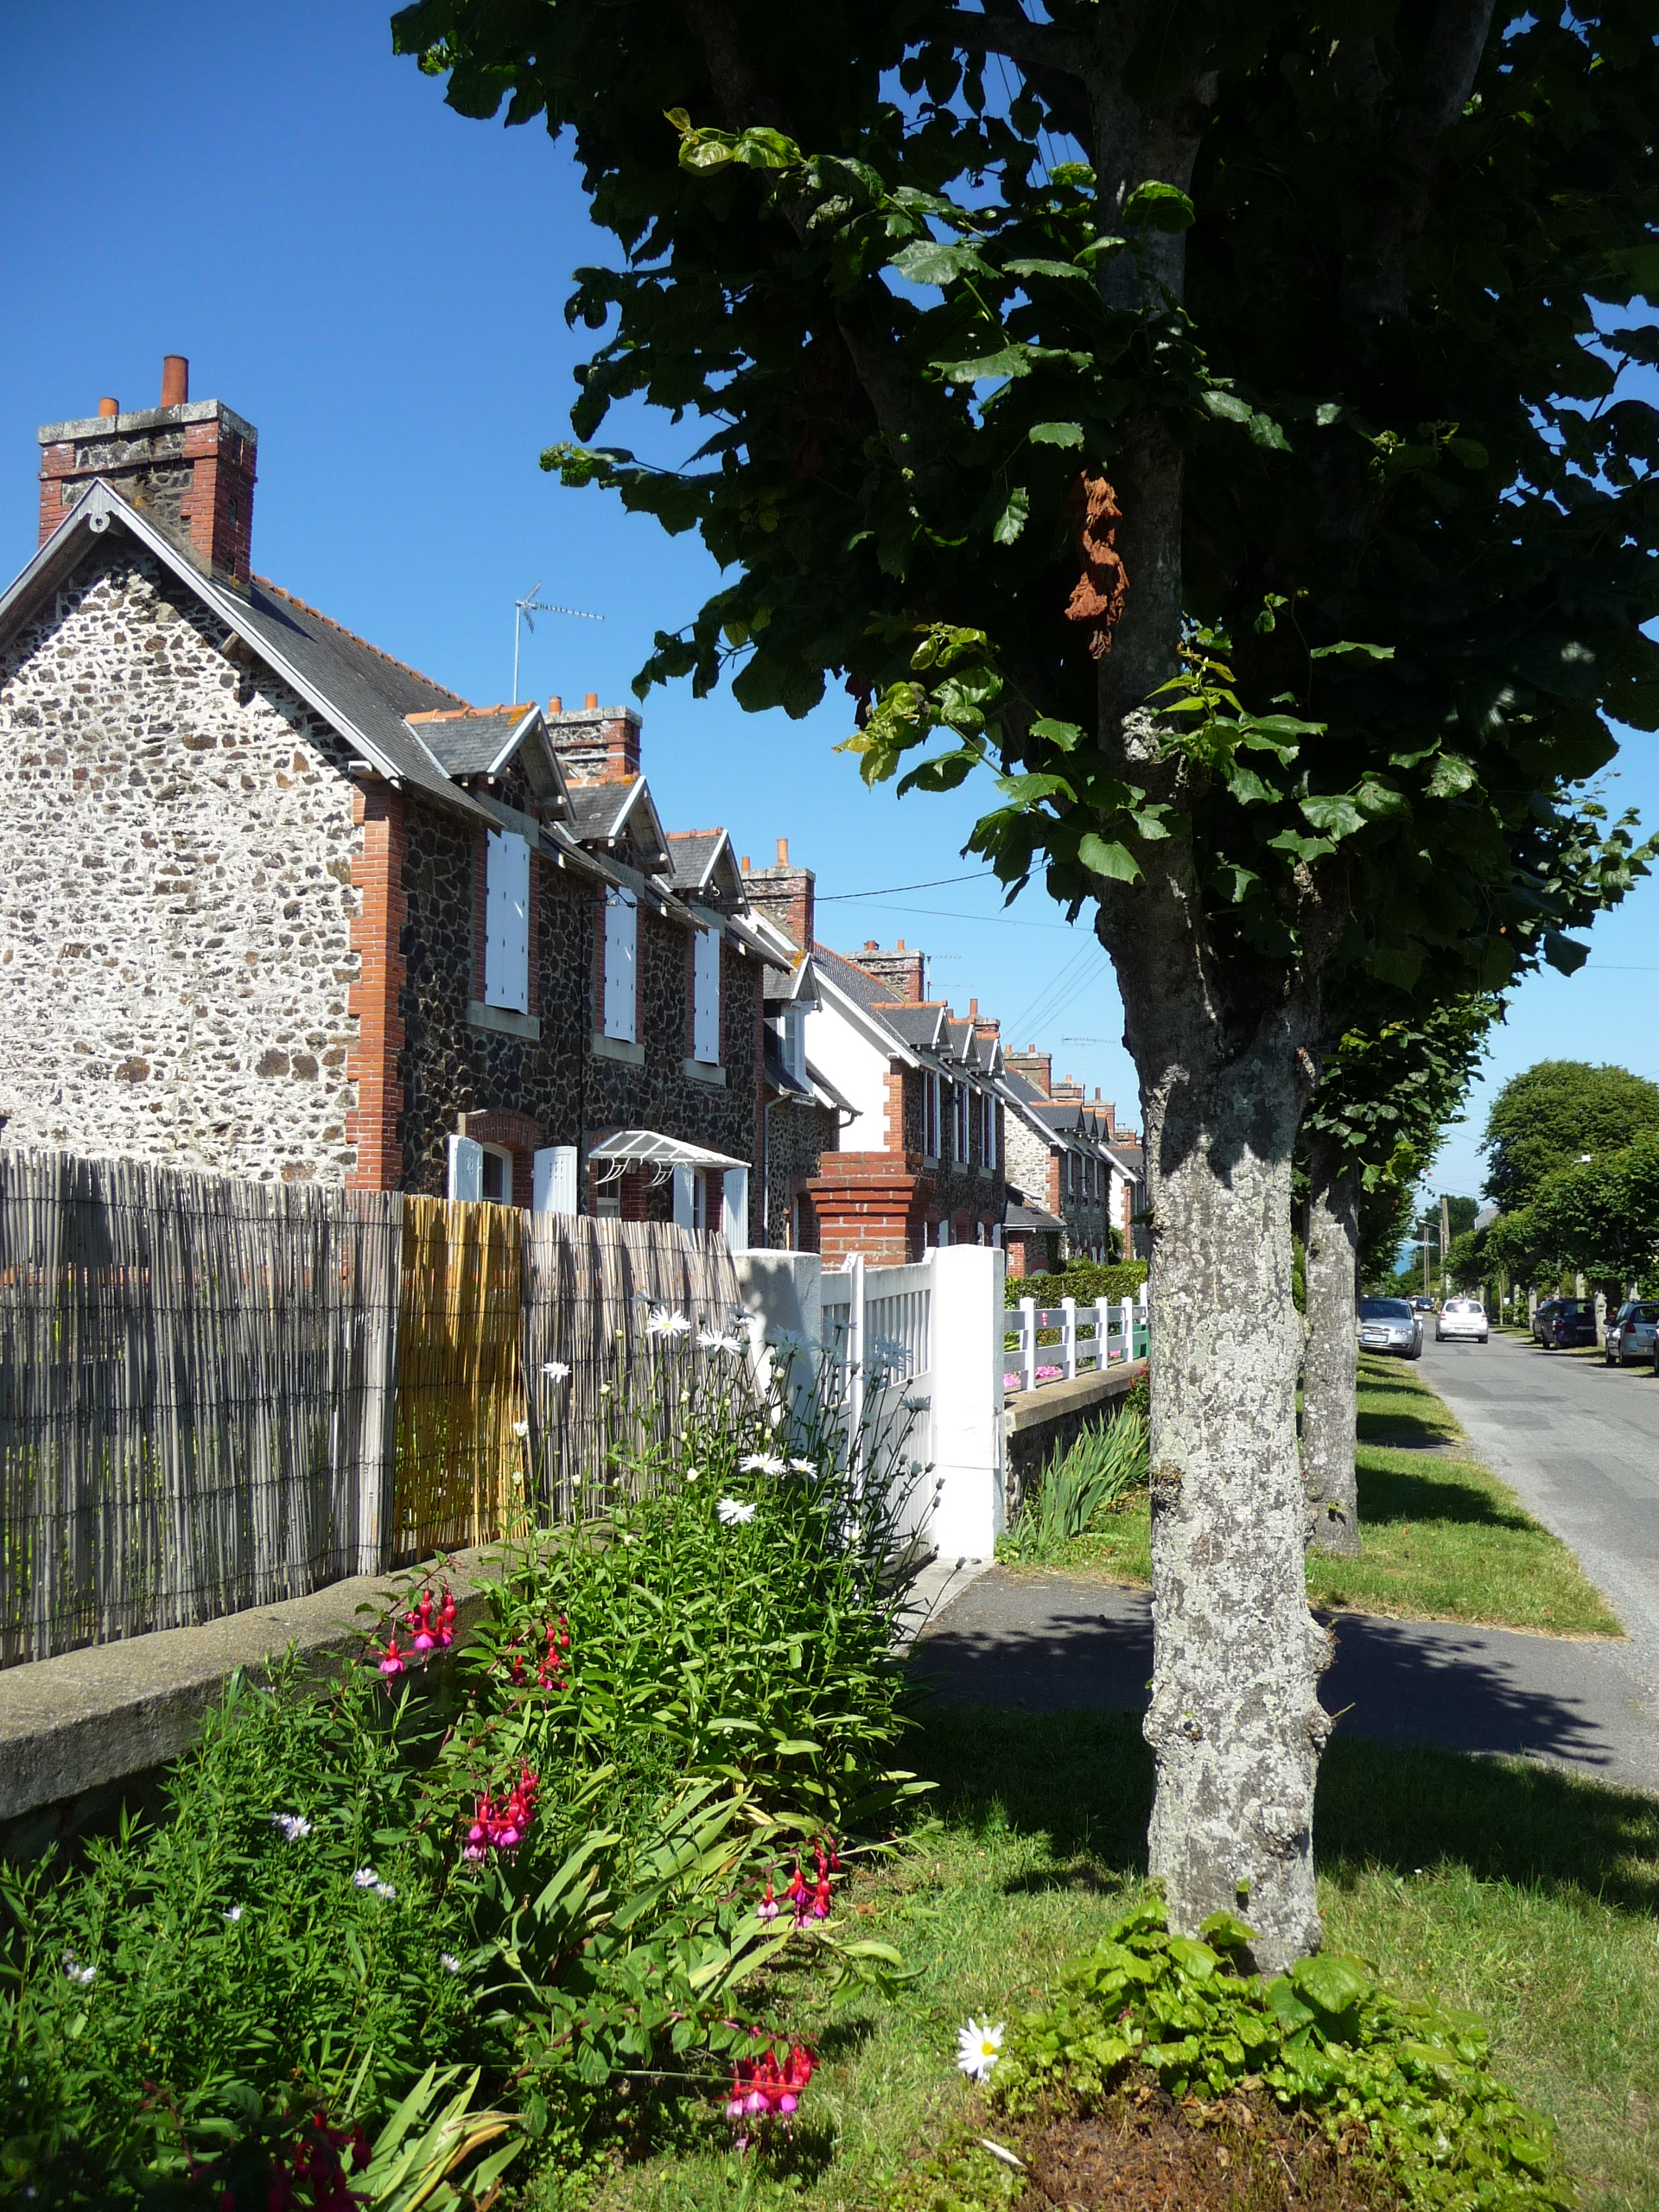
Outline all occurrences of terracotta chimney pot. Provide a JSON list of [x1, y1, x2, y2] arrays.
[[548, 694, 563, 715], [98, 397, 118, 419], [161, 355, 189, 408], [777, 836, 790, 865], [584, 690, 599, 709], [741, 855, 752, 873], [864, 939, 879, 951]]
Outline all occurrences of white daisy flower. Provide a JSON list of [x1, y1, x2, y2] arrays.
[[788, 1458, 817, 1475], [270, 1813, 312, 1841], [375, 1881, 397, 1900], [717, 1497, 758, 1525], [956, 2018, 1004, 2082], [223, 1906, 244, 1924], [512, 1419, 529, 1440], [440, 1952, 462, 1974], [353, 1867, 379, 1889], [646, 1306, 693, 1338], [738, 1452, 787, 1476], [541, 1360, 571, 1382]]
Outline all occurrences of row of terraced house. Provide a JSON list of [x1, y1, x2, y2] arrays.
[[0, 359, 1141, 1270]]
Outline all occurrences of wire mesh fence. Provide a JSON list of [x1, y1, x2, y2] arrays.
[[0, 1152, 744, 1665]]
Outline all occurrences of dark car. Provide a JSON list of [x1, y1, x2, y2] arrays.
[[1534, 1299, 1598, 1350], [1357, 1296, 1423, 1360]]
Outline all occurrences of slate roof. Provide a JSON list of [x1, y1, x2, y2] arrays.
[[874, 1001, 949, 1052], [408, 705, 538, 778], [664, 829, 728, 896], [1006, 1198, 1066, 1233]]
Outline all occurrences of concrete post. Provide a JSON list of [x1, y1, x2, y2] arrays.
[[1020, 1295, 1038, 1392], [929, 1244, 1007, 1559], [1061, 1294, 1077, 1380], [731, 1249, 823, 1423]]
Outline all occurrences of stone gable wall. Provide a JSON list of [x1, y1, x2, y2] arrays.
[[0, 543, 362, 1182]]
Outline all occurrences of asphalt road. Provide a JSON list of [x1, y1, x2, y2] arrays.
[[1420, 1330, 1659, 1700], [914, 1332, 1659, 1796]]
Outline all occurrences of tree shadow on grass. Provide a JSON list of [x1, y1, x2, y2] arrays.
[[1352, 1457, 1535, 1533], [911, 1707, 1659, 1918]]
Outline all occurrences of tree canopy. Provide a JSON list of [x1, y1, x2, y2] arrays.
[[1481, 1059, 1659, 1211]]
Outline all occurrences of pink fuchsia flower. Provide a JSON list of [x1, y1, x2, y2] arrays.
[[462, 1764, 540, 1861], [377, 1632, 407, 1679], [756, 1875, 779, 1926]]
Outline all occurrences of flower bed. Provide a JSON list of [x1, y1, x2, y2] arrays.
[[0, 1325, 925, 2207]]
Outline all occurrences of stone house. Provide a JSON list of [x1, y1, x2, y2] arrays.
[[0, 361, 785, 1235], [999, 1049, 1141, 1274]]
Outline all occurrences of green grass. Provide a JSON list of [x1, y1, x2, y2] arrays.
[[580, 1711, 1659, 2212], [996, 1358, 1621, 1637]]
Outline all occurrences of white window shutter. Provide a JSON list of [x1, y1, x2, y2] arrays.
[[484, 831, 531, 1014], [692, 925, 721, 1064], [672, 1165, 698, 1230], [721, 1166, 749, 1249], [603, 890, 638, 1042], [533, 1145, 578, 1216], [447, 1134, 483, 1202]]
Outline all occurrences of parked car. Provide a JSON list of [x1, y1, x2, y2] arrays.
[[1533, 1299, 1599, 1350], [1605, 1300, 1659, 1367], [1357, 1296, 1423, 1360], [1436, 1297, 1488, 1344], [1410, 1296, 1437, 1315]]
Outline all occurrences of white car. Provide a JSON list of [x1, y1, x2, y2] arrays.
[[1435, 1298, 1488, 1344], [1605, 1300, 1659, 1367]]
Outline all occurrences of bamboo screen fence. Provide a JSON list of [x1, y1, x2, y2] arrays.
[[0, 1152, 744, 1665]]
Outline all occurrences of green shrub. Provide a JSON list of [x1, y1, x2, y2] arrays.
[[1004, 1260, 1147, 1308], [1000, 1408, 1149, 1565], [994, 1897, 1572, 2212]]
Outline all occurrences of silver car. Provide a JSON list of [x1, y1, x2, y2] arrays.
[[1605, 1300, 1659, 1368], [1357, 1296, 1423, 1360]]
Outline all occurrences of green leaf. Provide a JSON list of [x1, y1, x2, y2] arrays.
[[1077, 834, 1141, 882], [1543, 932, 1590, 975], [1355, 778, 1410, 820], [1288, 1952, 1373, 2018], [1203, 390, 1253, 423], [891, 238, 995, 286], [1249, 412, 1293, 452], [1309, 639, 1395, 660], [1300, 792, 1366, 838], [1425, 753, 1478, 798], [937, 346, 1032, 383], [1003, 257, 1090, 282], [1122, 181, 1195, 232], [993, 485, 1030, 544], [1128, 809, 1172, 841], [1028, 421, 1085, 448], [1029, 715, 1084, 750], [1225, 764, 1277, 805]]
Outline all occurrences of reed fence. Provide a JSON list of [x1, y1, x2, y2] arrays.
[[0, 1150, 742, 1665]]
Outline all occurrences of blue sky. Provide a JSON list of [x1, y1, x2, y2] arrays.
[[3, 1, 1654, 1192]]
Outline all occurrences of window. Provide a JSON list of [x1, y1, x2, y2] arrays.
[[952, 1081, 969, 1163], [782, 1006, 807, 1084], [479, 1145, 513, 1204], [692, 925, 721, 1064], [602, 888, 638, 1042], [446, 1135, 513, 1205], [924, 1071, 940, 1157], [981, 1091, 995, 1165], [484, 830, 531, 1014]]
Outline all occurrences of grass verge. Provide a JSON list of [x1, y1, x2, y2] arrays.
[[583, 1711, 1659, 2212], [996, 1359, 1620, 1637]]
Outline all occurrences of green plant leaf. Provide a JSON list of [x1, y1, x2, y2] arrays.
[[1028, 422, 1085, 447], [1122, 181, 1195, 231], [993, 485, 1030, 543], [1077, 834, 1141, 882]]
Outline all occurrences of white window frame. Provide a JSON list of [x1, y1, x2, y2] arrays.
[[602, 887, 639, 1043], [924, 1071, 940, 1158], [478, 1143, 514, 1205], [483, 830, 531, 1014], [782, 1006, 807, 1084], [691, 925, 721, 1065]]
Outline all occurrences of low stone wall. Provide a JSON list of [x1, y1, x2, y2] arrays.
[[1003, 1358, 1146, 1510], [0, 1548, 500, 1862]]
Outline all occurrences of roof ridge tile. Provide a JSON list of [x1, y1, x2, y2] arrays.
[[253, 576, 467, 705]]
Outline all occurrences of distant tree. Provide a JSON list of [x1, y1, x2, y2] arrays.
[[1522, 1131, 1659, 1289], [1299, 996, 1497, 1555], [1482, 1062, 1659, 1211], [396, 0, 1659, 1970]]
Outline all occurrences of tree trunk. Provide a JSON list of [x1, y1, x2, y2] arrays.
[[1302, 1143, 1362, 1557], [1124, 985, 1334, 1973]]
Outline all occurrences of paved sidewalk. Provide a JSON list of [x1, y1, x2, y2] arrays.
[[912, 1571, 1659, 1796]]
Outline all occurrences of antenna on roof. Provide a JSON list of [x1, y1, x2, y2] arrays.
[[513, 581, 603, 704]]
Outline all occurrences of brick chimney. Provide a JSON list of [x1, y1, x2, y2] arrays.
[[543, 697, 641, 785], [38, 356, 257, 584], [852, 938, 926, 1002], [1052, 1071, 1084, 1102], [1007, 1046, 1052, 1095], [744, 835, 815, 950]]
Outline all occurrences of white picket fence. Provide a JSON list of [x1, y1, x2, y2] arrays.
[[1003, 1289, 1149, 1395]]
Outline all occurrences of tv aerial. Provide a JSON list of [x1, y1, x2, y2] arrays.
[[512, 581, 603, 704]]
